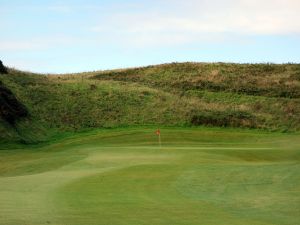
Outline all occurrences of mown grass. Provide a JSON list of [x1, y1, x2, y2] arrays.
[[0, 127, 299, 225]]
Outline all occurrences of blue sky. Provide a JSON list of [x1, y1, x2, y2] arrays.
[[1, 0, 300, 73]]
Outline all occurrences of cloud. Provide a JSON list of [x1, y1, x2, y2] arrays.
[[0, 41, 43, 51], [0, 35, 84, 52], [90, 0, 300, 48], [165, 0, 300, 35]]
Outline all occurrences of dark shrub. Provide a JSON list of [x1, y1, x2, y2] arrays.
[[0, 81, 28, 125], [191, 110, 256, 128], [0, 60, 8, 74], [90, 84, 97, 90]]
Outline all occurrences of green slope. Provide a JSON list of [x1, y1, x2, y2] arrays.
[[0, 128, 299, 225], [0, 62, 300, 143]]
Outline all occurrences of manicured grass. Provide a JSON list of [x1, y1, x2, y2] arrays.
[[0, 127, 299, 225]]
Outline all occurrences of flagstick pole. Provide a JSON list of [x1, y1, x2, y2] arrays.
[[158, 133, 161, 148]]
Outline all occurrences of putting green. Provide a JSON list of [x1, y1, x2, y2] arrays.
[[0, 128, 299, 225]]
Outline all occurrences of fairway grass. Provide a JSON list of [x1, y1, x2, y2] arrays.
[[0, 127, 299, 225]]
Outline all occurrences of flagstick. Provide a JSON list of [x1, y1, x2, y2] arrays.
[[158, 133, 161, 148]]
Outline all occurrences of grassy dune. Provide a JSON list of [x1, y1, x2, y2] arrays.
[[0, 62, 300, 143], [0, 128, 299, 225]]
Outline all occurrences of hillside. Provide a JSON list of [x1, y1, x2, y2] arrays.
[[0, 62, 300, 143]]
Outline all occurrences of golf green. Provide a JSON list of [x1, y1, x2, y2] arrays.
[[0, 128, 299, 225]]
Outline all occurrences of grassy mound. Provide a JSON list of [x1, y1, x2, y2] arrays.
[[0, 62, 299, 143]]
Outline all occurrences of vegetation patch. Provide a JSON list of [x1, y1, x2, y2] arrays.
[[0, 81, 28, 125], [0, 62, 299, 143], [0, 60, 7, 74], [190, 110, 257, 128]]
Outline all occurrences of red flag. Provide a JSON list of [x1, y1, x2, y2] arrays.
[[155, 129, 161, 136]]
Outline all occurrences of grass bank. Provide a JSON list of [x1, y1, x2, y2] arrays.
[[0, 62, 299, 143]]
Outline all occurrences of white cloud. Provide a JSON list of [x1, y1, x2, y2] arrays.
[[2, 0, 300, 53], [90, 0, 300, 47], [165, 0, 300, 35], [0, 41, 43, 51], [0, 35, 84, 52]]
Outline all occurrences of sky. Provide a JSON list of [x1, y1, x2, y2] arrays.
[[1, 0, 300, 73]]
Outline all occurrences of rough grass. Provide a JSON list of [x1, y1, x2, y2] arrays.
[[92, 62, 300, 98], [0, 127, 299, 225], [0, 62, 299, 143]]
